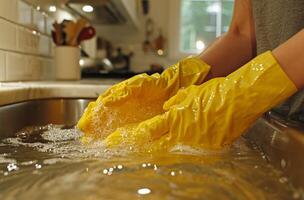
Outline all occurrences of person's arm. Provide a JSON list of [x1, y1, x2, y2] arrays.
[[199, 0, 256, 80], [272, 29, 304, 89]]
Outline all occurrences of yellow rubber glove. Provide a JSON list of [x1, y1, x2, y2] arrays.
[[104, 51, 297, 151], [77, 57, 211, 140]]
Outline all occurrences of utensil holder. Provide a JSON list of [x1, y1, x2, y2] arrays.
[[55, 46, 80, 80]]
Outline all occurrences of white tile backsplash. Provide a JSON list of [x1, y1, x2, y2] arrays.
[[0, 0, 18, 22], [17, 0, 32, 26], [0, 0, 55, 81], [0, 19, 17, 51], [6, 52, 56, 81], [0, 51, 6, 81], [17, 27, 39, 54], [32, 9, 46, 33], [38, 35, 50, 56], [41, 58, 54, 80], [27, 56, 43, 80], [6, 52, 29, 81], [46, 17, 53, 35]]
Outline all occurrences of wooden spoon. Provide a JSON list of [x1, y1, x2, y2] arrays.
[[63, 20, 77, 45], [77, 26, 96, 44], [71, 19, 88, 46], [52, 22, 62, 45]]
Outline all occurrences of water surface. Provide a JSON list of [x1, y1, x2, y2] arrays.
[[0, 125, 300, 200]]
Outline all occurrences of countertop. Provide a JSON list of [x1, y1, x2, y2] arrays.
[[0, 79, 123, 106]]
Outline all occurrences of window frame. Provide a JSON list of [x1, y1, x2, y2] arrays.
[[168, 0, 233, 60]]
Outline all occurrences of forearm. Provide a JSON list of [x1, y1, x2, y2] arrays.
[[272, 29, 304, 89], [199, 32, 255, 80], [198, 0, 256, 80]]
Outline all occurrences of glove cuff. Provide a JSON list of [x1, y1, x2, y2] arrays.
[[178, 56, 211, 87]]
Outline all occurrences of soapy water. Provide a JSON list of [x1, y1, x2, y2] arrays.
[[0, 125, 303, 200], [82, 98, 165, 140]]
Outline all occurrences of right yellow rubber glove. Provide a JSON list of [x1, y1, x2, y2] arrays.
[[77, 57, 211, 140], [104, 51, 297, 151]]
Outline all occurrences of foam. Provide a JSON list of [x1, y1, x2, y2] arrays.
[[42, 127, 83, 142], [82, 97, 166, 140], [2, 125, 131, 159]]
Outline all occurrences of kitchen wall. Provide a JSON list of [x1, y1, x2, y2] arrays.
[[0, 0, 54, 82], [96, 0, 176, 72], [0, 0, 181, 81]]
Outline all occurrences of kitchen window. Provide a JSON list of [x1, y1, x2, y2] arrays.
[[168, 0, 234, 59], [180, 0, 233, 53]]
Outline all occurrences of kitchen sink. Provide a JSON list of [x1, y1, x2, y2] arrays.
[[0, 98, 303, 199], [0, 99, 94, 139]]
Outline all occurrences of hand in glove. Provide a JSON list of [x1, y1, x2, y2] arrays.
[[77, 57, 211, 140], [104, 51, 297, 151]]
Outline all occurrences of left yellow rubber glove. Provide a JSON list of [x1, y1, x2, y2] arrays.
[[104, 51, 297, 151], [77, 57, 211, 140]]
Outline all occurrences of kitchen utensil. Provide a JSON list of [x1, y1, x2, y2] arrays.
[[51, 31, 58, 45], [52, 19, 96, 47], [71, 19, 87, 46], [77, 26, 96, 44], [142, 0, 150, 15], [154, 29, 166, 55], [63, 20, 78, 45], [143, 18, 154, 52], [53, 22, 62, 45]]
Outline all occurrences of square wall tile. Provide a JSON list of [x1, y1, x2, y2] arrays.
[[27, 56, 43, 80], [33, 9, 46, 33], [41, 58, 54, 80], [0, 0, 17, 22], [46, 16, 54, 35], [18, 0, 32, 26], [6, 53, 46, 81], [17, 27, 39, 54], [38, 35, 50, 56], [6, 52, 29, 81], [0, 19, 17, 51], [0, 51, 5, 81]]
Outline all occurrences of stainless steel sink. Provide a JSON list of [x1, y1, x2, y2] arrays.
[[0, 98, 94, 139], [0, 98, 303, 192], [245, 114, 304, 191]]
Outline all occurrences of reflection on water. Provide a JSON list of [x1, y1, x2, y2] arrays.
[[0, 125, 301, 200]]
